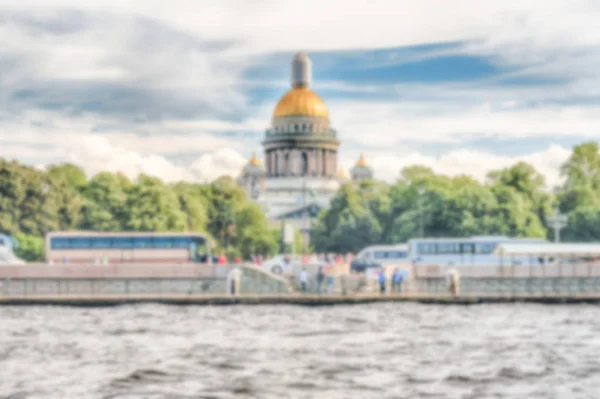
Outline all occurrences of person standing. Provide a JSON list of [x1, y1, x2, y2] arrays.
[[392, 268, 404, 294], [227, 267, 242, 296], [447, 268, 460, 296], [326, 269, 335, 294], [316, 266, 325, 294], [299, 267, 308, 294], [378, 267, 386, 295]]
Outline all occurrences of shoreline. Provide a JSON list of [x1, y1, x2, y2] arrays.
[[1, 293, 600, 306]]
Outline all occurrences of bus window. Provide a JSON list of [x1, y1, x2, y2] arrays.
[[90, 237, 112, 248], [112, 237, 133, 249], [460, 243, 474, 254], [480, 243, 495, 254], [172, 237, 191, 248], [153, 237, 173, 248], [51, 237, 71, 249], [133, 238, 153, 248], [71, 238, 92, 249], [418, 243, 434, 255]]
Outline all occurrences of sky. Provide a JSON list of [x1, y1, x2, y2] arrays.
[[1, 1, 599, 188]]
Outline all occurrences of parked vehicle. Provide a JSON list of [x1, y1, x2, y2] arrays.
[[408, 236, 546, 266], [45, 231, 212, 264], [350, 245, 409, 273], [263, 255, 328, 276]]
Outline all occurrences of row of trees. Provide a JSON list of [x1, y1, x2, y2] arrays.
[[311, 142, 600, 253], [0, 160, 279, 261], [2, 141, 600, 260]]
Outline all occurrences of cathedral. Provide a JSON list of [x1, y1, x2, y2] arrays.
[[238, 52, 373, 230]]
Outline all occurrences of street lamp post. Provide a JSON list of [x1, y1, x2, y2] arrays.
[[41, 183, 49, 235], [547, 208, 568, 243], [301, 177, 308, 255], [417, 187, 425, 238]]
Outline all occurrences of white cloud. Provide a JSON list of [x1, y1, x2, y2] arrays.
[[331, 101, 600, 146], [4, 1, 600, 91], [11, 0, 600, 56], [189, 148, 248, 182], [0, 1, 598, 190], [64, 135, 248, 183], [65, 135, 195, 182]]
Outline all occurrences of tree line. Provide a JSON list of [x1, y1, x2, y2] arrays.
[[0, 160, 279, 261], [1, 141, 599, 261], [311, 142, 600, 253]]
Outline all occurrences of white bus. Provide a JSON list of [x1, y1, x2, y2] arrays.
[[45, 231, 213, 265], [407, 236, 546, 266]]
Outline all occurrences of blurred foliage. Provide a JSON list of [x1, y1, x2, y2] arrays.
[[311, 142, 600, 253], [0, 161, 277, 261], [3, 141, 600, 260]]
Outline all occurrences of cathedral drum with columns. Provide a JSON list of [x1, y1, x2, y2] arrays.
[[238, 52, 373, 233]]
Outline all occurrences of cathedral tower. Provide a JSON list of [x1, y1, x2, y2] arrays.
[[351, 153, 374, 182], [263, 52, 340, 179], [239, 52, 343, 225]]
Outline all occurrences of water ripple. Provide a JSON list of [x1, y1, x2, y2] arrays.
[[0, 303, 599, 398]]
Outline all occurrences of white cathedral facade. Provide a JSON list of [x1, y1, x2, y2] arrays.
[[238, 52, 373, 230]]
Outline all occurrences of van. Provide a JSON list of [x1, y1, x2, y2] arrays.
[[350, 245, 408, 273]]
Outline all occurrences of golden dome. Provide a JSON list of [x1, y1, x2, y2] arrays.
[[356, 153, 367, 167], [249, 152, 261, 166], [337, 167, 348, 179], [273, 87, 329, 119]]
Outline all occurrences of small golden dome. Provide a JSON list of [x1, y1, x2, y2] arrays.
[[273, 87, 328, 119], [337, 167, 348, 179], [356, 153, 367, 167], [249, 152, 261, 166]]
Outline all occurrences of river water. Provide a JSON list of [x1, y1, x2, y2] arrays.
[[0, 303, 598, 398]]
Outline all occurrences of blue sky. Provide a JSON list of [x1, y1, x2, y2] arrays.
[[1, 1, 600, 186]]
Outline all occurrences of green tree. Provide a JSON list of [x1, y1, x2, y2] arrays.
[[48, 163, 87, 192], [205, 176, 247, 250], [487, 161, 552, 235], [173, 182, 209, 232], [560, 207, 600, 242], [559, 142, 600, 213], [311, 183, 382, 253], [13, 232, 45, 262], [233, 202, 278, 258], [80, 172, 131, 231], [124, 175, 187, 232]]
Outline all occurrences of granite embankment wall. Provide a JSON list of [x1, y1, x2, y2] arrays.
[[2, 262, 600, 299], [0, 263, 217, 279], [0, 263, 292, 296]]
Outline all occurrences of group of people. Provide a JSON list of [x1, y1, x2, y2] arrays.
[[298, 265, 336, 294], [215, 253, 356, 267], [297, 265, 408, 295], [378, 267, 405, 295]]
